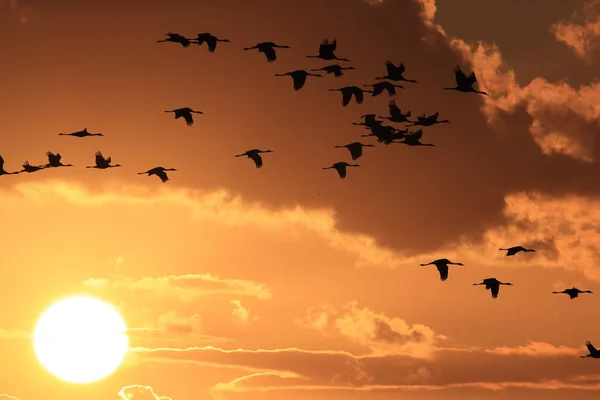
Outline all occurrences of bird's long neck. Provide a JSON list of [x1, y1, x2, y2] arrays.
[[404, 79, 417, 83]]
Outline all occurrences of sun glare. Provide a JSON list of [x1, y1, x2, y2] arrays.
[[33, 296, 129, 384]]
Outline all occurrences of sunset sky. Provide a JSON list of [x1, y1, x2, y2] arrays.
[[2, 0, 600, 398]]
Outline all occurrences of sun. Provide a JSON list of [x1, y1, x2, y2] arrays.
[[33, 296, 129, 384]]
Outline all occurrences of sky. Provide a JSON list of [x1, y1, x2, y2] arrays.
[[1, 0, 600, 398]]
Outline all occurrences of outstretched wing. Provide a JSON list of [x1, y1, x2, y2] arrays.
[[206, 37, 217, 52], [336, 165, 347, 179], [384, 60, 396, 76], [429, 111, 439, 122], [398, 62, 405, 75], [437, 265, 449, 281], [454, 65, 470, 87], [263, 46, 277, 62], [388, 100, 401, 118], [348, 144, 362, 160], [490, 284, 500, 299], [586, 341, 597, 354], [468, 71, 477, 85], [94, 152, 105, 166], [248, 152, 263, 168], [292, 72, 308, 91], [354, 89, 364, 104], [0, 155, 4, 168], [156, 170, 169, 183], [341, 89, 352, 107], [183, 112, 194, 126]]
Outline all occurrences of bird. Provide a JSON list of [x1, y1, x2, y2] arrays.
[[334, 142, 374, 160], [86, 151, 121, 169], [361, 124, 406, 145], [473, 278, 513, 299], [444, 65, 488, 95], [329, 86, 373, 107], [157, 32, 193, 48], [192, 33, 230, 52], [235, 149, 273, 168], [499, 246, 536, 256], [322, 162, 360, 179], [164, 108, 204, 127], [243, 42, 290, 63], [306, 39, 349, 62], [274, 70, 322, 91], [363, 81, 404, 97], [581, 342, 600, 359], [552, 287, 593, 300], [396, 129, 434, 147], [0, 155, 18, 175], [353, 114, 383, 129], [419, 259, 464, 281], [405, 111, 449, 127], [137, 167, 177, 183], [19, 161, 45, 173], [378, 100, 412, 123], [311, 64, 355, 78], [45, 152, 73, 168], [375, 61, 417, 82], [58, 127, 103, 137]]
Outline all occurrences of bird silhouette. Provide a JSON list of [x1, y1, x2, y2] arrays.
[[362, 124, 406, 145], [157, 32, 193, 47], [363, 81, 404, 97], [86, 151, 121, 169], [375, 61, 417, 82], [322, 162, 360, 179], [444, 65, 488, 95], [405, 111, 449, 127], [306, 39, 349, 62], [45, 152, 73, 168], [378, 100, 412, 123], [581, 341, 600, 358], [396, 129, 434, 147], [0, 155, 18, 175], [58, 127, 103, 137], [192, 33, 230, 52], [352, 114, 383, 129], [552, 287, 593, 300], [243, 42, 290, 63], [311, 64, 355, 78], [329, 86, 373, 106], [138, 167, 177, 183], [19, 161, 46, 173], [419, 259, 464, 281], [473, 278, 513, 299], [335, 142, 374, 160], [164, 107, 204, 127], [235, 149, 273, 168], [274, 70, 322, 91], [498, 246, 536, 256]]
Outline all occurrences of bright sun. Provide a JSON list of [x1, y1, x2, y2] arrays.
[[33, 296, 129, 384]]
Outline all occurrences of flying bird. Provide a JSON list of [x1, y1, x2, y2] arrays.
[[419, 259, 464, 281], [137, 167, 177, 183], [235, 149, 273, 168], [306, 39, 349, 62], [378, 100, 412, 123], [444, 65, 488, 95], [311, 64, 355, 78], [274, 70, 322, 91], [376, 61, 417, 83], [58, 128, 103, 137], [396, 129, 434, 147], [157, 32, 193, 47], [329, 86, 373, 107], [19, 161, 45, 173], [334, 142, 374, 160], [361, 124, 406, 145], [499, 246, 536, 256], [0, 155, 18, 175], [45, 152, 73, 168], [322, 162, 360, 179], [192, 33, 230, 52], [353, 114, 383, 129], [552, 287, 593, 300], [243, 42, 290, 63], [164, 107, 204, 127], [473, 278, 513, 299], [86, 151, 121, 169], [405, 112, 449, 127], [363, 81, 404, 97], [581, 342, 600, 359]]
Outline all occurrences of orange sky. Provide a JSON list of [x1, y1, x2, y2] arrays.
[[1, 0, 600, 399]]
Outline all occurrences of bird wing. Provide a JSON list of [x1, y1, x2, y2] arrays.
[[413, 129, 423, 140], [95, 152, 105, 165], [156, 170, 169, 183], [430, 111, 439, 122], [468, 71, 477, 85], [106, 156, 112, 164], [348, 144, 362, 160], [384, 60, 395, 76], [248, 152, 263, 168], [491, 284, 500, 298], [292, 72, 308, 91], [437, 265, 449, 281], [263, 46, 277, 62], [388, 100, 401, 117], [330, 39, 337, 51], [398, 63, 405, 74], [454, 65, 469, 87], [354, 89, 365, 104], [183, 112, 194, 126], [341, 89, 352, 107], [206, 37, 217, 52], [331, 66, 342, 77], [0, 155, 3, 168], [586, 342, 597, 353], [56, 153, 62, 161], [336, 165, 347, 179]]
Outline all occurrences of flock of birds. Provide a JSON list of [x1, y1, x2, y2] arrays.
[[2, 31, 598, 360]]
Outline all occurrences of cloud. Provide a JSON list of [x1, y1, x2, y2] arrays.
[[117, 385, 173, 400], [296, 302, 443, 359], [230, 300, 256, 324], [485, 341, 581, 357], [0, 395, 21, 400], [551, 0, 600, 59]]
